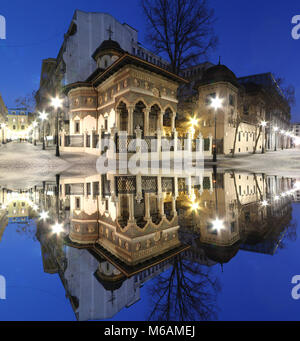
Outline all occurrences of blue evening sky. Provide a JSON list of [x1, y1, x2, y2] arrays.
[[0, 0, 299, 121]]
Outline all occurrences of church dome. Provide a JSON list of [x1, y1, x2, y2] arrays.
[[92, 39, 124, 61], [200, 64, 239, 87]]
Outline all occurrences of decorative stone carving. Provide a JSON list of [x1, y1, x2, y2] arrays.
[[74, 224, 80, 232], [146, 239, 151, 248], [134, 78, 139, 87], [104, 93, 108, 102], [162, 88, 167, 96], [117, 83, 120, 92], [119, 238, 122, 247], [152, 88, 160, 97], [154, 231, 162, 242], [88, 225, 95, 233], [145, 81, 149, 90], [99, 96, 103, 105], [124, 79, 128, 88], [136, 242, 141, 251], [125, 242, 129, 250]]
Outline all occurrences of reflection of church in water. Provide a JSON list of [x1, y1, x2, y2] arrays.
[[11, 170, 296, 321]]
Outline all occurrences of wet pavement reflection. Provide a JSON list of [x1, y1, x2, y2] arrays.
[[0, 168, 299, 321]]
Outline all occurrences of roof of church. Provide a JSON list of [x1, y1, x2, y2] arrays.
[[92, 39, 124, 61], [199, 64, 240, 88], [88, 53, 189, 87]]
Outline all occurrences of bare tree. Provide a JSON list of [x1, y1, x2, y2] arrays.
[[141, 0, 217, 74], [147, 255, 220, 321], [274, 76, 296, 107], [15, 90, 37, 112]]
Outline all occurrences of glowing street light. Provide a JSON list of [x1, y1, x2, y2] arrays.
[[191, 202, 199, 211], [210, 218, 225, 233], [210, 97, 223, 111], [261, 200, 269, 207], [210, 96, 223, 162], [39, 211, 49, 221], [260, 121, 267, 127], [52, 223, 64, 235]]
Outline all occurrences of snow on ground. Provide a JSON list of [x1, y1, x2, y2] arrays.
[[0, 142, 299, 189], [0, 142, 99, 189], [218, 147, 300, 177]]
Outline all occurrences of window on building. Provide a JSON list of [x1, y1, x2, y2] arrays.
[[21, 126, 25, 130], [75, 197, 80, 210], [86, 183, 91, 196], [243, 104, 249, 115], [238, 132, 241, 142], [75, 121, 80, 134], [229, 94, 235, 106], [105, 119, 108, 131], [13, 125, 16, 130]]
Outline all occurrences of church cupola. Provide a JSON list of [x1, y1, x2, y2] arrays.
[[92, 26, 124, 69]]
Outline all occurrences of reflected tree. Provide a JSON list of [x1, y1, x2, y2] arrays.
[[147, 254, 220, 321]]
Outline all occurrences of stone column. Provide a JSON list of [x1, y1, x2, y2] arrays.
[[128, 194, 136, 224], [135, 173, 143, 203], [144, 193, 151, 221], [143, 107, 150, 136], [128, 106, 134, 136], [171, 112, 176, 132], [158, 112, 164, 135]]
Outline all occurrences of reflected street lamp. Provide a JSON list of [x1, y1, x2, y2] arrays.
[[210, 96, 223, 163]]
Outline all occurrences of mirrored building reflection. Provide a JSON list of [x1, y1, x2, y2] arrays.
[[0, 169, 297, 321]]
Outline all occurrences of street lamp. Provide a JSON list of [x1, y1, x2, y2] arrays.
[[52, 222, 64, 235], [39, 211, 49, 221], [50, 96, 63, 157], [210, 96, 223, 162], [210, 218, 225, 234], [39, 111, 48, 150], [32, 120, 38, 146], [260, 121, 267, 154], [273, 126, 278, 151]]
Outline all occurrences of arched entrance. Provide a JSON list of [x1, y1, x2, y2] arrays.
[[117, 101, 128, 132], [133, 101, 146, 135]]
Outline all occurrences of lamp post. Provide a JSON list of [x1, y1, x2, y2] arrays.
[[39, 111, 48, 150], [50, 96, 63, 157], [273, 126, 278, 151], [260, 121, 267, 154], [32, 120, 38, 146], [210, 96, 223, 163], [280, 130, 285, 150]]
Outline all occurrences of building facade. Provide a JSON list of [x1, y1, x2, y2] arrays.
[[36, 11, 293, 158], [6, 108, 31, 141]]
